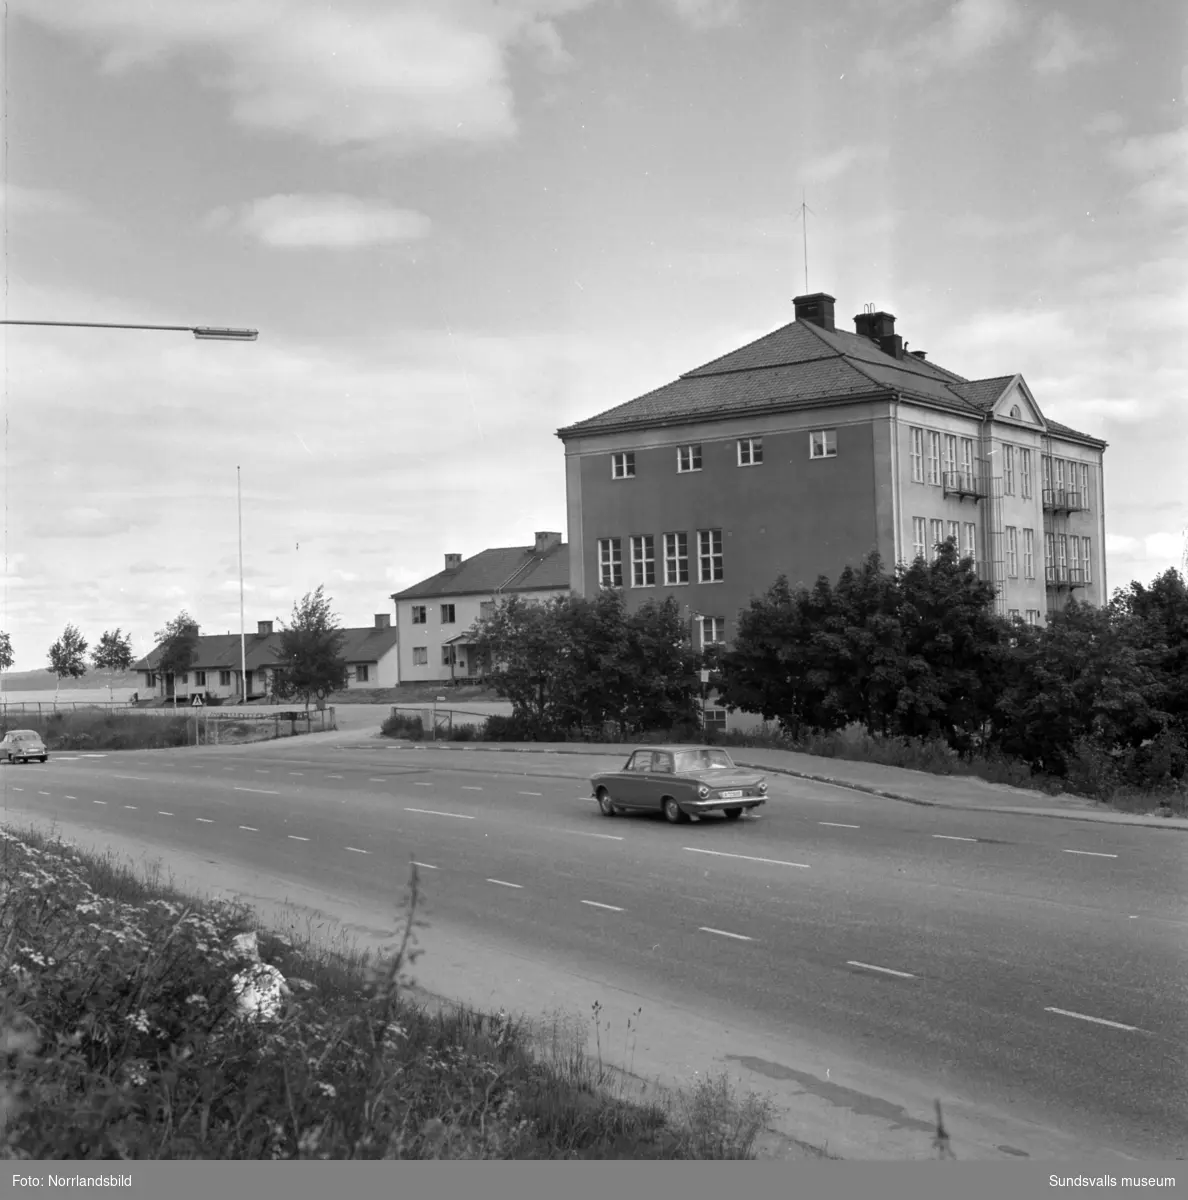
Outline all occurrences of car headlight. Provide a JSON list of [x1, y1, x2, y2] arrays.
[[697, 785, 710, 799], [758, 781, 767, 794]]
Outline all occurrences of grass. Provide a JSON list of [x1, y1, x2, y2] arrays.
[[0, 824, 783, 1160]]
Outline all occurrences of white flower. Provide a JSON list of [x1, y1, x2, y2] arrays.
[[316, 1082, 337, 1099], [185, 994, 208, 1008], [128, 1010, 151, 1034]]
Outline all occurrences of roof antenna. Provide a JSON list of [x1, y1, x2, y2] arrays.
[[794, 191, 816, 293]]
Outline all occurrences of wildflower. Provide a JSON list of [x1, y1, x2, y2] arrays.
[[128, 1010, 151, 1035], [185, 994, 208, 1009], [316, 1082, 337, 1099], [16, 947, 47, 969], [123, 1061, 149, 1087]]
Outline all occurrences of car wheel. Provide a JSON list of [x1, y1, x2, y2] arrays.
[[40, 756, 48, 763], [596, 788, 617, 817], [723, 807, 743, 821], [662, 797, 686, 824]]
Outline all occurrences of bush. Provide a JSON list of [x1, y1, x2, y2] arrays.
[[381, 712, 425, 740], [2, 711, 192, 752], [481, 713, 560, 742]]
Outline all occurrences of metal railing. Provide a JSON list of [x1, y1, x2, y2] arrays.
[[1042, 488, 1088, 514], [942, 470, 987, 501], [1045, 565, 1086, 588]]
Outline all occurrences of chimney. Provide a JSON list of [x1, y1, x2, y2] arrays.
[[793, 292, 836, 331], [444, 553, 463, 571], [257, 620, 273, 636], [375, 613, 391, 630], [534, 531, 562, 554], [853, 309, 903, 359], [909, 349, 928, 361]]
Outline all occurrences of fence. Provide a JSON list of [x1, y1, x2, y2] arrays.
[[0, 700, 135, 717], [389, 704, 490, 740]]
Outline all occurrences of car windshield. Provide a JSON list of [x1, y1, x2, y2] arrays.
[[673, 749, 734, 773]]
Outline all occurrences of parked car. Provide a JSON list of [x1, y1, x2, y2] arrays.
[[0, 729, 49, 764], [590, 745, 767, 824]]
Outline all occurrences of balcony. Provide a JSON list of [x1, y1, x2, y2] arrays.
[[1045, 565, 1087, 590], [942, 470, 987, 501], [1042, 488, 1089, 515]]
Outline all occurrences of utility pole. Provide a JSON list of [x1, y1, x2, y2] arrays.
[[238, 467, 247, 704], [795, 191, 816, 294]]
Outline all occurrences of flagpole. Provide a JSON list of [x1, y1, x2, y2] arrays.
[[238, 466, 247, 704]]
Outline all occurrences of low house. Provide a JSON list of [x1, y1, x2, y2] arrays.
[[133, 614, 400, 702], [390, 531, 570, 682]]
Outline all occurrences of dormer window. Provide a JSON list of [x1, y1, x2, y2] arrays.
[[1010, 404, 1022, 419]]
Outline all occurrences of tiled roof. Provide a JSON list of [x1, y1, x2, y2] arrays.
[[132, 625, 400, 672], [391, 543, 570, 601], [951, 376, 1015, 411], [1042, 417, 1107, 449]]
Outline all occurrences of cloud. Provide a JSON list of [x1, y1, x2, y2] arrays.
[[0, 185, 88, 219], [1085, 111, 1126, 138], [205, 194, 432, 249], [859, 0, 1025, 79], [800, 144, 887, 186], [28, 507, 137, 539], [658, 0, 743, 29], [128, 560, 169, 575], [1032, 13, 1109, 76], [947, 212, 1049, 239], [1107, 127, 1188, 216], [21, 0, 596, 153]]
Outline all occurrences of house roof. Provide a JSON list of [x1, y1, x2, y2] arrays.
[[555, 316, 1107, 448], [391, 542, 570, 601], [132, 625, 400, 672]]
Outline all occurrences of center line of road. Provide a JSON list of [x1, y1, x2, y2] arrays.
[[11, 787, 23, 792], [565, 830, 624, 841], [1062, 849, 1118, 858], [487, 879, 523, 889], [820, 822, 860, 829], [369, 778, 388, 783], [240, 826, 258, 832], [93, 800, 106, 805], [700, 927, 752, 941], [38, 791, 51, 796], [234, 786, 280, 795], [158, 811, 173, 817], [414, 782, 433, 786], [933, 834, 977, 842], [1044, 1006, 1140, 1033], [461, 786, 483, 791], [519, 791, 542, 796], [411, 861, 438, 870], [405, 807, 475, 820], [195, 818, 214, 824], [326, 775, 343, 779], [344, 846, 369, 854], [288, 835, 310, 842], [289, 772, 304, 776], [123, 805, 137, 810], [582, 900, 623, 912], [65, 795, 77, 800], [685, 847, 810, 869], [847, 960, 916, 979]]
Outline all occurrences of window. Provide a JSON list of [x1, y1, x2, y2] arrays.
[[479, 601, 495, 620], [441, 647, 455, 667], [943, 434, 958, 478], [1045, 532, 1056, 575], [219, 670, 232, 687], [698, 529, 724, 582], [411, 605, 427, 625], [630, 535, 656, 587], [1055, 459, 1066, 494], [628, 751, 654, 773], [703, 707, 728, 737], [947, 520, 960, 547], [1003, 445, 1015, 495], [1008, 608, 1021, 620], [1023, 528, 1035, 579], [440, 604, 456, 624], [178, 674, 188, 685], [598, 537, 623, 588], [929, 519, 944, 560], [809, 429, 837, 459], [700, 616, 725, 646], [910, 428, 924, 482], [737, 437, 763, 466], [677, 444, 702, 472], [356, 664, 370, 683], [611, 452, 635, 479], [663, 533, 689, 585], [195, 670, 206, 687], [912, 516, 927, 561], [1080, 462, 1090, 505], [1042, 455, 1052, 492], [1070, 537, 1081, 581], [1026, 610, 1041, 627], [927, 431, 941, 485], [960, 437, 975, 479], [1006, 527, 1019, 577], [1059, 533, 1070, 575], [1010, 404, 1022, 419], [1082, 537, 1092, 583], [1020, 448, 1032, 498], [412, 647, 428, 666], [962, 522, 977, 564]]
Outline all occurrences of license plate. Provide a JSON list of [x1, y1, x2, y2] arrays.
[[718, 790, 743, 799]]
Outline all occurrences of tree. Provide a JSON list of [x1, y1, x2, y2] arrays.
[[47, 624, 88, 699], [153, 612, 200, 706], [271, 586, 348, 713], [92, 627, 135, 702], [0, 631, 13, 674]]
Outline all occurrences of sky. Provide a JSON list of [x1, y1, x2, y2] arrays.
[[1, 0, 1184, 671]]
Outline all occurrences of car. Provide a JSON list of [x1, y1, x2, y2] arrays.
[[0, 729, 49, 764], [590, 745, 767, 824]]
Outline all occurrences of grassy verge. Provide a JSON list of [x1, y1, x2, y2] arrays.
[[0, 824, 782, 1160], [2, 710, 194, 752]]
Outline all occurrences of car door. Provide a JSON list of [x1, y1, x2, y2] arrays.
[[616, 751, 651, 806], [645, 752, 674, 812]]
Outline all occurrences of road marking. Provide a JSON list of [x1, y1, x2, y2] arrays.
[[111, 774, 152, 782], [519, 791, 543, 796], [933, 834, 977, 842], [405, 807, 474, 820], [411, 861, 438, 870], [847, 960, 916, 979], [699, 927, 752, 941], [54, 756, 79, 761], [487, 878, 523, 889], [289, 772, 304, 776], [369, 778, 388, 783], [461, 785, 483, 791], [288, 835, 310, 842], [255, 770, 271, 774], [581, 900, 623, 912], [195, 818, 214, 824], [565, 829, 624, 841], [326, 774, 343, 779], [414, 782, 433, 786], [39, 791, 52, 796], [158, 811, 173, 816], [11, 787, 23, 792], [1062, 849, 1118, 859], [123, 805, 137, 810], [1044, 1006, 1139, 1032], [239, 825, 258, 832], [80, 754, 107, 758], [820, 821, 860, 829], [685, 847, 810, 869], [345, 846, 369, 854], [234, 786, 280, 795], [65, 795, 77, 800], [93, 800, 106, 805]]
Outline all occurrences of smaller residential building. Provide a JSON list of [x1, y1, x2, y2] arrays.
[[390, 532, 570, 682], [133, 615, 401, 702]]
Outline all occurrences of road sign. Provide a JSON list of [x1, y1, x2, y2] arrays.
[[191, 694, 204, 707]]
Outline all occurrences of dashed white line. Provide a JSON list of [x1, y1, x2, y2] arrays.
[[289, 772, 304, 776], [234, 786, 280, 795], [239, 826, 259, 832], [65, 795, 77, 800], [414, 782, 434, 786], [1062, 849, 1118, 859], [255, 770, 271, 774], [288, 835, 310, 842], [80, 754, 107, 759], [847, 961, 916, 979], [158, 811, 173, 816], [685, 847, 810, 869], [519, 791, 543, 797], [123, 805, 137, 810], [581, 900, 623, 912], [461, 785, 483, 791], [934, 834, 977, 843], [196, 818, 214, 824], [326, 775, 343, 779], [369, 778, 388, 783], [1044, 1006, 1139, 1032], [404, 807, 475, 820], [487, 878, 523, 889], [411, 861, 438, 870], [11, 787, 23, 792], [345, 846, 369, 854], [820, 821, 860, 829], [700, 927, 752, 941], [38, 791, 51, 796], [93, 800, 106, 805]]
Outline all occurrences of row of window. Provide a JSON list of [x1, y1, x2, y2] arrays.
[[411, 646, 465, 667], [1040, 454, 1092, 504], [598, 530, 723, 589], [909, 429, 982, 489], [912, 518, 979, 564], [911, 518, 1094, 586], [1006, 610, 1044, 626], [146, 665, 370, 686], [1044, 532, 1094, 583], [610, 431, 837, 480], [411, 603, 457, 625]]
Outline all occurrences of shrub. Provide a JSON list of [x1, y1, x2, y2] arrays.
[[381, 712, 425, 740], [481, 713, 559, 742]]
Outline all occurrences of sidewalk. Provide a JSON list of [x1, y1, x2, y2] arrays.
[[362, 737, 1188, 831]]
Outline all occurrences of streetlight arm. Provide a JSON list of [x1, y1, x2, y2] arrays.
[[1, 320, 258, 341]]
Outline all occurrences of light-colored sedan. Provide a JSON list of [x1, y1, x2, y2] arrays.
[[590, 745, 767, 824], [0, 729, 49, 763]]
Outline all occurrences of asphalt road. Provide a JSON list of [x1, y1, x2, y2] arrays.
[[3, 741, 1185, 1160]]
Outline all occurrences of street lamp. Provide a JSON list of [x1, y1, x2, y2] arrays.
[[1, 320, 258, 341]]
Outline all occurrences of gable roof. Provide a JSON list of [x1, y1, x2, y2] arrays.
[[556, 316, 1106, 448], [391, 542, 570, 601], [132, 624, 400, 672]]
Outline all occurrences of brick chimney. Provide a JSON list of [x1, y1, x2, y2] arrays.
[[444, 553, 463, 571], [375, 613, 391, 630], [853, 310, 903, 359], [793, 292, 836, 331], [257, 620, 273, 636], [534, 531, 562, 554]]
